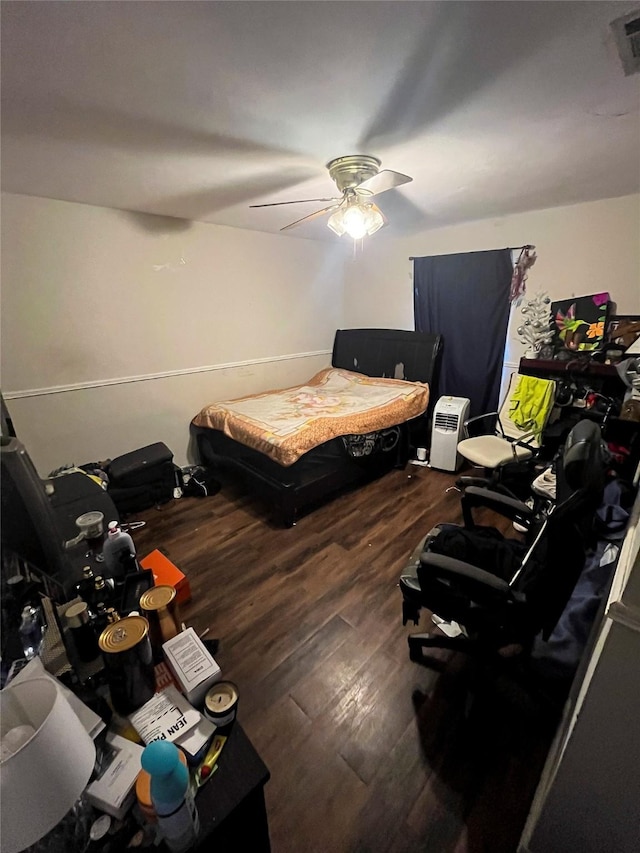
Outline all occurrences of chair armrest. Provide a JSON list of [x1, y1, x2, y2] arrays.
[[461, 486, 534, 526], [509, 432, 539, 460], [513, 431, 536, 445], [463, 411, 499, 438], [418, 552, 514, 596]]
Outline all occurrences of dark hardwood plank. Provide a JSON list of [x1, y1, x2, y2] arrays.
[[131, 464, 556, 853]]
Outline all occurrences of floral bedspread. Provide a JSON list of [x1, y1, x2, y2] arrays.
[[192, 368, 430, 467]]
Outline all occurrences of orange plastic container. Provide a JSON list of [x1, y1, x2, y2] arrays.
[[139, 550, 192, 605]]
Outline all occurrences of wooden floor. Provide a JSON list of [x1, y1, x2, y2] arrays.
[[133, 464, 560, 853]]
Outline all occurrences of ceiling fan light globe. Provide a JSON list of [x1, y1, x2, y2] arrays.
[[342, 205, 369, 239], [327, 209, 347, 236], [363, 206, 384, 235], [327, 198, 386, 239]]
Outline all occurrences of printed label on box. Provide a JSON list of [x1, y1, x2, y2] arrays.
[[129, 685, 200, 745], [167, 632, 211, 684]]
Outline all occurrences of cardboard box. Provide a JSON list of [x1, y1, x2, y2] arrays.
[[162, 627, 221, 708], [139, 549, 192, 604], [85, 733, 144, 820]]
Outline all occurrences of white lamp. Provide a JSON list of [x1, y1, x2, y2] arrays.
[[1, 677, 96, 853]]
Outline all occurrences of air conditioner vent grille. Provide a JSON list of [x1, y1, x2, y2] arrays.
[[611, 10, 640, 75], [434, 413, 460, 433], [627, 22, 640, 58]]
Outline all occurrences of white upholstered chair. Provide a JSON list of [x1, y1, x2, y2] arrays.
[[457, 373, 556, 485]]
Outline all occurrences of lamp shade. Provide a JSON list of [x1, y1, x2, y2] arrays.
[[0, 677, 96, 853], [327, 201, 385, 239]]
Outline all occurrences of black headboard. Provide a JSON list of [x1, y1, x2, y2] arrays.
[[332, 328, 442, 386]]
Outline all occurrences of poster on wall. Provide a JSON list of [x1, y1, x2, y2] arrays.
[[551, 292, 610, 353], [606, 315, 640, 350]]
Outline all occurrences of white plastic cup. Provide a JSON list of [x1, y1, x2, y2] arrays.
[[416, 447, 427, 462]]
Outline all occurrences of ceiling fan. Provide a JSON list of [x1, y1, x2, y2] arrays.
[[250, 155, 412, 238]]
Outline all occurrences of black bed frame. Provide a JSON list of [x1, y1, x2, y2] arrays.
[[192, 329, 442, 526]]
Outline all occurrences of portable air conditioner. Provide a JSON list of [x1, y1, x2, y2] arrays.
[[429, 396, 471, 472]]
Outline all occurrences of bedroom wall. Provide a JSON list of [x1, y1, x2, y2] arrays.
[[1, 192, 345, 474], [343, 194, 640, 400], [344, 194, 640, 325]]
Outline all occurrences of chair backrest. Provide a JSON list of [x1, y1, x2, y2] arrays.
[[513, 419, 606, 636], [498, 372, 556, 447]]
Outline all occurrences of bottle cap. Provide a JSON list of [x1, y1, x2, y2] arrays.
[[99, 615, 149, 654], [141, 740, 181, 777], [82, 566, 94, 578], [108, 521, 120, 536], [66, 601, 90, 628], [89, 814, 111, 842]]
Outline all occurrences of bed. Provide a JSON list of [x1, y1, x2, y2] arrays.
[[191, 328, 442, 525]]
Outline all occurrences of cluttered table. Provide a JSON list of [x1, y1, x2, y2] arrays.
[[1, 545, 271, 853], [91, 720, 271, 853]]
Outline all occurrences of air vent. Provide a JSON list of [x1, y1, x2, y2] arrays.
[[611, 9, 640, 75], [434, 413, 459, 433]]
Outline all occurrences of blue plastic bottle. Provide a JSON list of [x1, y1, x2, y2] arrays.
[[141, 741, 199, 852]]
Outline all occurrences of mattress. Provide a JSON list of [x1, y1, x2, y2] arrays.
[[191, 367, 429, 467]]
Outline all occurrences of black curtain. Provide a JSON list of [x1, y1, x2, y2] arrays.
[[413, 249, 512, 418]]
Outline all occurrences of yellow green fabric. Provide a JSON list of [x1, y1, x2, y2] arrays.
[[508, 375, 555, 441]]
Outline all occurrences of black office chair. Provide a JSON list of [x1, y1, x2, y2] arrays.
[[400, 420, 607, 669]]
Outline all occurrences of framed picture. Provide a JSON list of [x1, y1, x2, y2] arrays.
[[551, 292, 610, 353], [606, 315, 640, 349]]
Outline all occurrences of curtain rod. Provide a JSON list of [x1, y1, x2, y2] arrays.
[[409, 244, 535, 261]]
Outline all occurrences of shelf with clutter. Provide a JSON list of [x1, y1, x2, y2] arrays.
[[515, 284, 639, 407], [519, 357, 624, 381], [513, 286, 639, 483]]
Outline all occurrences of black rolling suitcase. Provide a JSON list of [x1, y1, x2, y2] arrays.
[[106, 442, 178, 515]]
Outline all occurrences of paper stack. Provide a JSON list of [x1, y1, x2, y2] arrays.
[[128, 685, 215, 760]]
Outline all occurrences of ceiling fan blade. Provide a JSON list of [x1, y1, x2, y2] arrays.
[[250, 197, 341, 208], [356, 169, 413, 196], [280, 202, 342, 231]]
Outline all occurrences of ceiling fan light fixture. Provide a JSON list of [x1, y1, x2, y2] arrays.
[[252, 154, 409, 234], [327, 201, 384, 240]]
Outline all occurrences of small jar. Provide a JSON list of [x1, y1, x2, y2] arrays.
[[66, 601, 100, 662]]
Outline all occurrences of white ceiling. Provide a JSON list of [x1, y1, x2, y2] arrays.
[[2, 1, 639, 240]]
